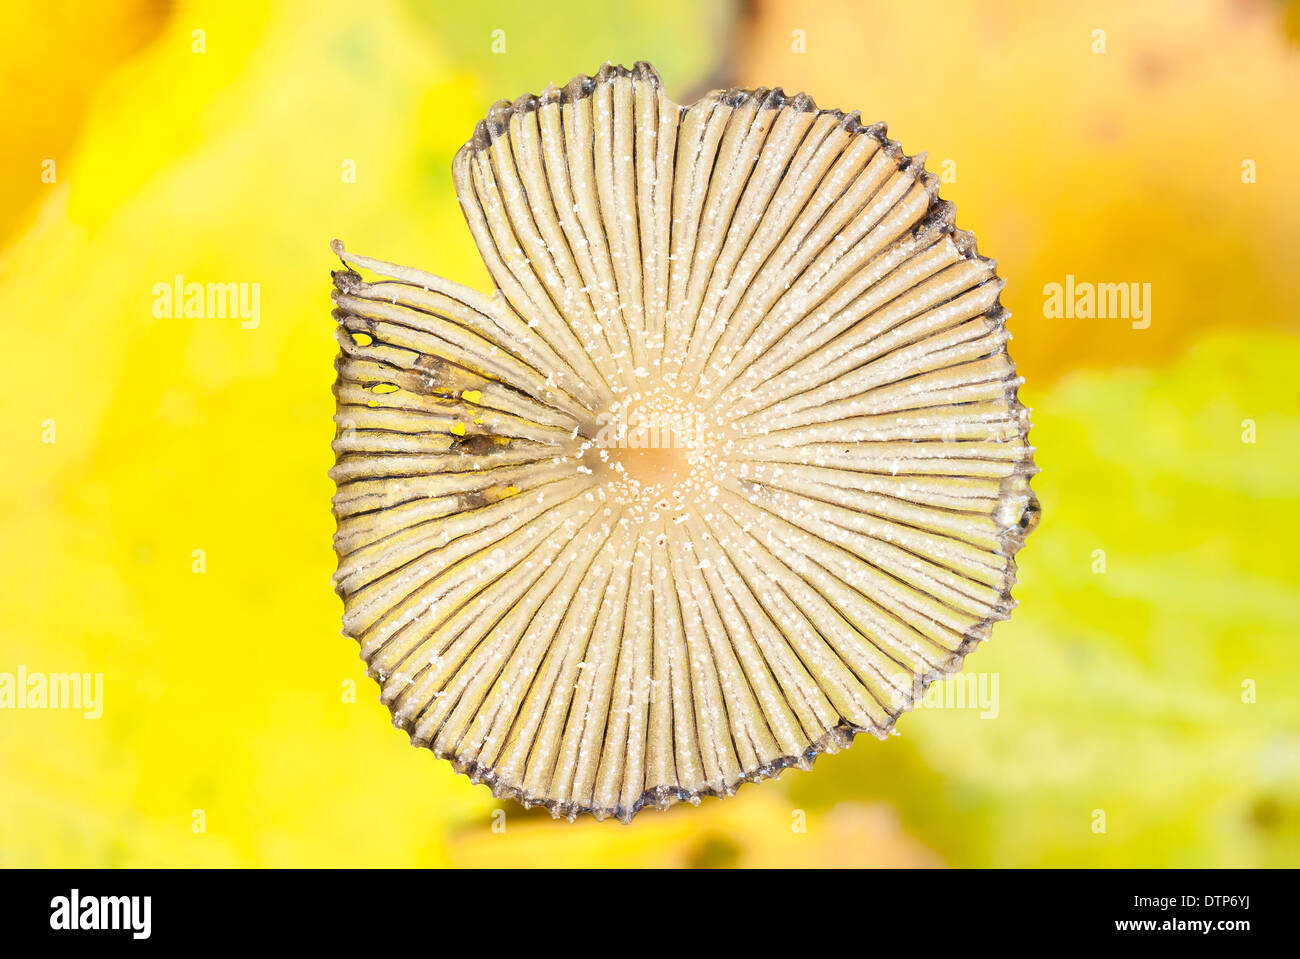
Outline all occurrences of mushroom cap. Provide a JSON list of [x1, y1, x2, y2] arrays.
[[329, 62, 1038, 822]]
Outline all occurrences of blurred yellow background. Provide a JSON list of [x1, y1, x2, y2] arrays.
[[1, 0, 1297, 867]]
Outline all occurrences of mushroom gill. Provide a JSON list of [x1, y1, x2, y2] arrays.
[[329, 62, 1039, 822]]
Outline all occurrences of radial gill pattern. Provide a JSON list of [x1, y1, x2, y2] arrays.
[[329, 62, 1039, 822]]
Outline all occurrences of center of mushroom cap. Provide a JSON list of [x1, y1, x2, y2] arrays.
[[583, 389, 727, 515]]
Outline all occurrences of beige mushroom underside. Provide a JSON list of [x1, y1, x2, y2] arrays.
[[330, 62, 1038, 822]]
